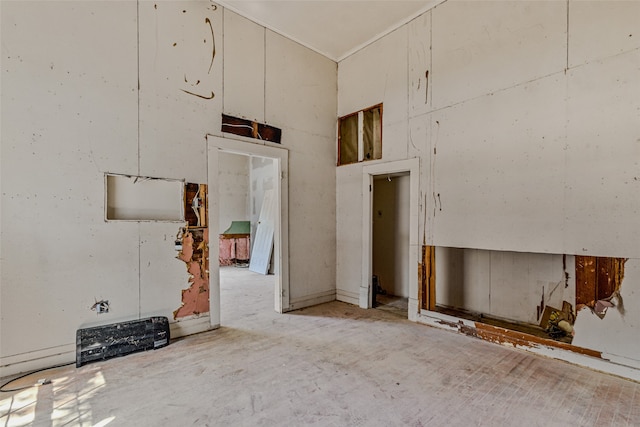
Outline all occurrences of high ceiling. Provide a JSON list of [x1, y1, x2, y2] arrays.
[[216, 0, 446, 62]]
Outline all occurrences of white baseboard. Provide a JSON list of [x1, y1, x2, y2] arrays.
[[0, 316, 216, 379], [170, 314, 216, 337], [1, 344, 76, 379], [336, 289, 359, 306], [287, 290, 335, 311]]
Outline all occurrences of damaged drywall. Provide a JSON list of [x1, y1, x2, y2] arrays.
[[575, 256, 627, 319], [174, 227, 210, 319], [174, 182, 210, 319], [571, 259, 640, 368]]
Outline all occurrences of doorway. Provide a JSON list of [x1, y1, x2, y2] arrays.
[[362, 158, 420, 320], [207, 135, 289, 329], [372, 173, 410, 317]]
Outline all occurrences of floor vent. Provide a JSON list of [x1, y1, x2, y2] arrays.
[[76, 316, 170, 367]]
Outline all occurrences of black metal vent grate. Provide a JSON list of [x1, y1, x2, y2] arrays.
[[76, 316, 170, 367]]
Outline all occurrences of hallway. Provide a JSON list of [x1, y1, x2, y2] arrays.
[[2, 267, 638, 426]]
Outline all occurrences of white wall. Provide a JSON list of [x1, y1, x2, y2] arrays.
[[218, 152, 250, 234], [336, 0, 640, 373], [222, 9, 337, 307], [1, 1, 337, 376], [394, 175, 410, 298], [263, 31, 337, 306]]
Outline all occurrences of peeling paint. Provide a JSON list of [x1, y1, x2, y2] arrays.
[[174, 228, 210, 319]]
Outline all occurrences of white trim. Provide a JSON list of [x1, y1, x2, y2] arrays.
[[361, 158, 420, 313], [0, 344, 76, 378], [170, 315, 216, 338], [288, 290, 336, 311], [336, 289, 360, 306], [207, 135, 290, 320], [0, 315, 215, 378]]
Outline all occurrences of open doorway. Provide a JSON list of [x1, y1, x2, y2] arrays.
[[215, 152, 277, 323], [207, 135, 289, 329], [362, 158, 420, 320], [372, 173, 410, 317]]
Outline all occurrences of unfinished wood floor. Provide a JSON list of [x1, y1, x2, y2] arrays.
[[2, 266, 639, 426]]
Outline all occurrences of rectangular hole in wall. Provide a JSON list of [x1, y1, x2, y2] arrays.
[[428, 248, 580, 345], [221, 114, 282, 144], [338, 103, 382, 166], [105, 174, 184, 221]]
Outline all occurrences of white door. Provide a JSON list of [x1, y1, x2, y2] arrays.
[[249, 189, 276, 275]]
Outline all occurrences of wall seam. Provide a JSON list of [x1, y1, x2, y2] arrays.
[[566, 0, 570, 71], [221, 6, 225, 120], [137, 0, 142, 320], [263, 27, 267, 124], [136, 0, 141, 176], [563, 0, 570, 257], [428, 9, 435, 245], [406, 22, 410, 158], [138, 223, 142, 318], [428, 69, 565, 115]]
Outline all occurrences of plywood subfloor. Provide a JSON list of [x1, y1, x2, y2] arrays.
[[2, 267, 639, 426]]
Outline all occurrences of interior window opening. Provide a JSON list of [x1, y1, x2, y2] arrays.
[[338, 104, 382, 166]]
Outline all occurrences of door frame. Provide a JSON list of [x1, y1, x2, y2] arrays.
[[362, 158, 420, 320], [207, 135, 290, 328]]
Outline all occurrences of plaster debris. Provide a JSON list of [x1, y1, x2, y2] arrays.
[[540, 302, 575, 341], [591, 290, 624, 319]]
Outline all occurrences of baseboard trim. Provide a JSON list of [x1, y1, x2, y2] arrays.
[[1, 316, 216, 378], [336, 289, 359, 306], [170, 314, 216, 338], [1, 344, 76, 379], [287, 290, 335, 311]]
